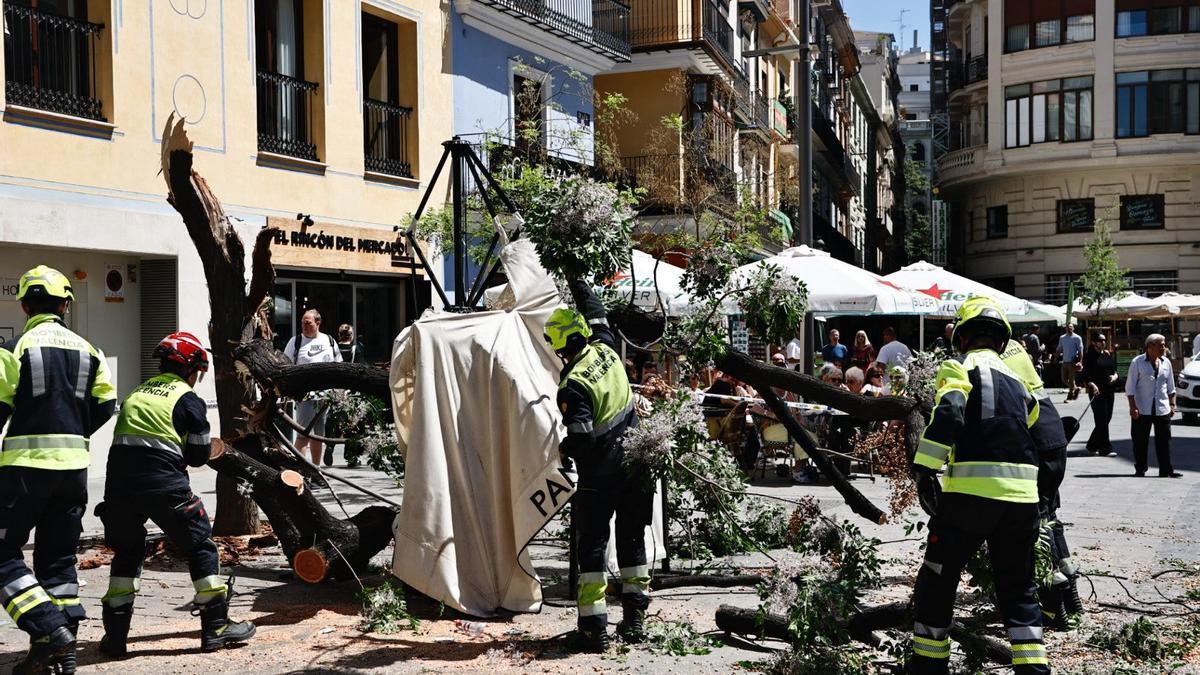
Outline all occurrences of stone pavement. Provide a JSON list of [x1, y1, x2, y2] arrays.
[[0, 389, 1196, 672]]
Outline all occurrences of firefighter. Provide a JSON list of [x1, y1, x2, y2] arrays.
[[97, 331, 255, 656], [910, 296, 1049, 675], [1001, 338, 1084, 629], [0, 265, 118, 675], [545, 280, 651, 653]]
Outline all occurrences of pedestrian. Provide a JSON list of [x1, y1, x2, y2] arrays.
[[910, 296, 1048, 674], [1056, 323, 1084, 401], [546, 279, 651, 651], [283, 309, 342, 466], [785, 326, 804, 371], [1023, 324, 1045, 379], [873, 326, 912, 391], [336, 324, 363, 364], [1001, 339, 1083, 629], [819, 363, 848, 390], [821, 328, 848, 369], [1082, 332, 1117, 456], [1125, 333, 1180, 478], [931, 322, 954, 351], [850, 330, 875, 370], [844, 367, 866, 395], [98, 332, 256, 657], [0, 266, 118, 673]]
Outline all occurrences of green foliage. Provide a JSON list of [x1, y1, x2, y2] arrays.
[[1078, 212, 1129, 319], [964, 546, 996, 598], [738, 264, 808, 348], [1089, 617, 1200, 664], [903, 158, 932, 261], [359, 579, 420, 634], [1035, 520, 1057, 588], [639, 618, 721, 656], [322, 391, 404, 478], [513, 170, 639, 283], [764, 644, 874, 674]]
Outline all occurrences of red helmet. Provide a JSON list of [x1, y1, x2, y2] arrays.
[[154, 331, 210, 372]]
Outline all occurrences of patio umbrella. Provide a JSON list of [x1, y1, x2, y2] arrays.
[[1009, 301, 1066, 326], [882, 260, 1030, 318], [687, 245, 938, 316], [1071, 292, 1169, 320], [600, 249, 689, 315], [1145, 292, 1200, 319]]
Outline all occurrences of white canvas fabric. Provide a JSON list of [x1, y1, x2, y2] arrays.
[[388, 239, 662, 617]]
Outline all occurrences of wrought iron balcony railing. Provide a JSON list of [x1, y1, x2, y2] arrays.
[[363, 98, 414, 178], [475, 0, 630, 61], [631, 0, 735, 70], [256, 70, 320, 162], [2, 1, 105, 121], [965, 54, 987, 85]]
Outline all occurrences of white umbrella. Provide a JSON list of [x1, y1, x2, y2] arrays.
[[1071, 292, 1169, 319], [696, 245, 938, 316], [1146, 292, 1200, 318], [883, 260, 1029, 318], [600, 249, 689, 315]]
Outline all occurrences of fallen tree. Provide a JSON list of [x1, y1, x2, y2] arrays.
[[161, 114, 396, 579]]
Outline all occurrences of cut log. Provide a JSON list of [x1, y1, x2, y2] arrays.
[[650, 574, 764, 590], [294, 548, 328, 584], [716, 603, 1010, 664], [280, 470, 305, 496]]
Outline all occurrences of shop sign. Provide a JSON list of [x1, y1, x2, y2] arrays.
[[0, 278, 18, 302], [267, 217, 418, 275]]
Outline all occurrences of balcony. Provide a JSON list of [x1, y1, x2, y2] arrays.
[[466, 0, 631, 62], [936, 145, 984, 185], [256, 71, 320, 162], [363, 98, 414, 179], [2, 1, 105, 121], [630, 0, 736, 73], [964, 54, 987, 85]]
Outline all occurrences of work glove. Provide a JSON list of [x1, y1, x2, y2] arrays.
[[913, 466, 941, 517]]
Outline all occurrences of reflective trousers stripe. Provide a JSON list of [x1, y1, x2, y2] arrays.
[[945, 463, 1038, 480], [102, 576, 140, 607], [1008, 626, 1044, 641], [193, 575, 227, 604], [912, 635, 950, 659], [6, 585, 52, 621], [2, 574, 40, 601], [113, 434, 183, 456], [186, 432, 211, 445], [1060, 557, 1077, 576], [577, 572, 608, 615]]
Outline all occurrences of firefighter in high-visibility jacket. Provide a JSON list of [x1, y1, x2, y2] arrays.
[[98, 332, 255, 657], [545, 279, 651, 653], [0, 266, 117, 675], [910, 296, 1050, 675], [1000, 339, 1084, 629]]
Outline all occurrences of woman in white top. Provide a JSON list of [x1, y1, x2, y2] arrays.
[[283, 309, 342, 465]]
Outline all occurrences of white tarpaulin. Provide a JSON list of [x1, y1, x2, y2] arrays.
[[389, 239, 662, 617]]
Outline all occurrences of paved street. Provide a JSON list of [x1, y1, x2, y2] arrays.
[[0, 388, 1196, 672]]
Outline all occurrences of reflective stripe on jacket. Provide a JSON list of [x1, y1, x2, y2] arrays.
[[113, 373, 192, 454], [0, 314, 117, 470], [915, 349, 1041, 503]]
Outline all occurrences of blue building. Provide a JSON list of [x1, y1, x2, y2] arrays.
[[444, 0, 631, 301]]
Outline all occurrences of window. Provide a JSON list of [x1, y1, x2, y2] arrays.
[[1120, 194, 1164, 230], [1007, 77, 1092, 147], [513, 73, 545, 155], [1125, 270, 1179, 297], [987, 205, 1009, 238], [909, 84, 919, 92], [1056, 198, 1095, 232], [362, 11, 415, 179], [1116, 1, 1200, 37], [1005, 0, 1096, 52], [1117, 69, 1200, 137], [256, 0, 321, 161], [1045, 273, 1083, 305], [912, 142, 926, 162], [3, 0, 108, 121]]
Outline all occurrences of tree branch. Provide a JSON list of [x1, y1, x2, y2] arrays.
[[234, 339, 392, 405], [245, 226, 280, 322]]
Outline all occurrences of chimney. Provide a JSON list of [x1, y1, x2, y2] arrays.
[[913, 29, 918, 50]]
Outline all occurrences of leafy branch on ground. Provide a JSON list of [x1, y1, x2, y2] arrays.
[[359, 579, 421, 634]]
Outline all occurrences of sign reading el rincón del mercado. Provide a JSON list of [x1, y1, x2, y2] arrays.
[[266, 217, 419, 275]]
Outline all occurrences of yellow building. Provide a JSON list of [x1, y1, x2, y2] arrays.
[[595, 0, 799, 249], [0, 0, 450, 420]]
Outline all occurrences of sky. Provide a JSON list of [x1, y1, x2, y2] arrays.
[[840, 0, 933, 52]]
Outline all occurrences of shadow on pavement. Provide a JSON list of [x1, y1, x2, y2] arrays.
[[274, 633, 574, 672]]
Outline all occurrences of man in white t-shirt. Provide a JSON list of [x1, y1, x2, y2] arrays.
[[785, 327, 804, 371], [283, 309, 342, 465], [873, 326, 912, 391]]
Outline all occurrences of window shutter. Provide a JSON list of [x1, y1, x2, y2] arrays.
[[1005, 0, 1032, 25], [1064, 0, 1095, 13], [1033, 0, 1061, 21], [139, 259, 179, 382]]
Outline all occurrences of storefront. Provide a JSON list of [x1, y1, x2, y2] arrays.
[[265, 217, 432, 365]]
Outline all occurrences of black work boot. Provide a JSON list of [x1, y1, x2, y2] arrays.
[[1062, 575, 1085, 619], [13, 625, 76, 675], [616, 595, 648, 644], [197, 597, 256, 652], [99, 604, 134, 657], [566, 626, 609, 653]]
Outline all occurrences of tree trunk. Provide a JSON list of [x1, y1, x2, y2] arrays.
[[161, 115, 396, 577]]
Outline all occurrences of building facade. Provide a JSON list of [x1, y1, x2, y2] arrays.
[[854, 31, 905, 273], [933, 0, 1200, 302], [897, 45, 934, 225], [0, 0, 448, 432]]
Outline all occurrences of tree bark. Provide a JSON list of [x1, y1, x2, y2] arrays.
[[234, 339, 391, 407], [715, 603, 1010, 664], [161, 115, 397, 576]]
